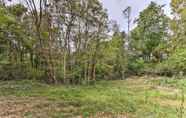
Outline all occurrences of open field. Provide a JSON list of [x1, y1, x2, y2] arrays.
[[0, 76, 186, 118]]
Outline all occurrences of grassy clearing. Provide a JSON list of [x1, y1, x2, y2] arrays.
[[0, 76, 186, 118]]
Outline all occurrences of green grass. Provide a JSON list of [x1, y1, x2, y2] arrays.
[[0, 76, 186, 118]]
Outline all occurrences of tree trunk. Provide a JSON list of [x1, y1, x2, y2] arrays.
[[63, 51, 67, 84]]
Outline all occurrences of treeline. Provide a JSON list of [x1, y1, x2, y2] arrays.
[[0, 0, 186, 84], [129, 0, 186, 76]]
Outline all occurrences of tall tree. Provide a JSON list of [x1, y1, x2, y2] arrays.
[[131, 2, 169, 62], [170, 0, 186, 49]]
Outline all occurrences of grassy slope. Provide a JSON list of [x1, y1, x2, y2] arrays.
[[0, 76, 186, 118]]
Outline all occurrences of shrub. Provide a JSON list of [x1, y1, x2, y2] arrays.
[[156, 48, 186, 76], [0, 63, 29, 80], [0, 63, 44, 81], [128, 58, 145, 75]]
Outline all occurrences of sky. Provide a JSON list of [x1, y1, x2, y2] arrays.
[[9, 0, 172, 32], [101, 0, 172, 31]]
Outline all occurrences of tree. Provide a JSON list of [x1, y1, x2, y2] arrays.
[[170, 0, 186, 49], [131, 2, 169, 62], [159, 0, 186, 75]]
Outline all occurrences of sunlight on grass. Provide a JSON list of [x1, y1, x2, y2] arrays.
[[0, 76, 186, 118]]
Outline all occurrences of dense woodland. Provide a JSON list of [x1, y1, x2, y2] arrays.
[[0, 0, 186, 84]]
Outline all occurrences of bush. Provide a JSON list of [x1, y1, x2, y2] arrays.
[[0, 63, 28, 80], [128, 58, 145, 75], [155, 63, 174, 77], [156, 48, 186, 76], [0, 63, 44, 81]]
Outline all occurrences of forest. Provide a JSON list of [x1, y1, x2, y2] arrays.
[[0, 0, 186, 117]]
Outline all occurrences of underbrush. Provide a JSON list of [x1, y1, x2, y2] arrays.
[[0, 76, 185, 118]]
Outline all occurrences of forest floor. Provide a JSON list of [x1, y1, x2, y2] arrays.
[[0, 76, 186, 118]]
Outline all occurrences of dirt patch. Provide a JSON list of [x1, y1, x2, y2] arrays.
[[155, 86, 180, 95], [89, 112, 129, 118], [154, 97, 186, 107], [0, 96, 77, 118], [0, 96, 131, 118]]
